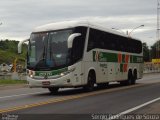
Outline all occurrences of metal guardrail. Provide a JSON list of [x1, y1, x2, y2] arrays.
[[143, 69, 160, 74], [144, 62, 160, 74], [0, 72, 27, 80]]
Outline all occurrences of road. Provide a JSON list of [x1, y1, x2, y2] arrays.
[[0, 73, 160, 120]]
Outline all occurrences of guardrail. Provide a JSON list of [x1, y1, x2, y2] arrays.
[[0, 72, 27, 80], [143, 69, 160, 74]]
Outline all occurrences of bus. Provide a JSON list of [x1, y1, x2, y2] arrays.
[[18, 20, 143, 93]]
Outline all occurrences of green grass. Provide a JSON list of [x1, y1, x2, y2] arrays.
[[0, 49, 26, 64], [0, 79, 27, 85]]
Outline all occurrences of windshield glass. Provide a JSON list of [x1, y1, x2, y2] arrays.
[[28, 29, 73, 70]]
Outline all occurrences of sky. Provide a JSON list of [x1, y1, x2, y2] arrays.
[[0, 0, 158, 46]]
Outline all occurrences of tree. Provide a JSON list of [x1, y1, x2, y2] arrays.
[[143, 42, 150, 62], [0, 39, 27, 64], [150, 40, 160, 59]]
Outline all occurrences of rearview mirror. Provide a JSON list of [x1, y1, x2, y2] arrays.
[[67, 33, 81, 48], [18, 39, 29, 54]]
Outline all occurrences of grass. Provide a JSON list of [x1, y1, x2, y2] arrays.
[[0, 79, 27, 85]]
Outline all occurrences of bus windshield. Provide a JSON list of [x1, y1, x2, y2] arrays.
[[28, 29, 73, 70]]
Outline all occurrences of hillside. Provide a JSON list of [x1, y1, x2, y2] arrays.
[[0, 40, 27, 65]]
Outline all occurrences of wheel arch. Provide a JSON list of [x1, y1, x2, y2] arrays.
[[128, 68, 132, 74], [87, 67, 96, 83]]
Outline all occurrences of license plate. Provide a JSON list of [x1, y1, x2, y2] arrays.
[[42, 81, 50, 86]]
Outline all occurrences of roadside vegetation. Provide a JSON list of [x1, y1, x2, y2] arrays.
[[0, 40, 27, 85], [143, 41, 160, 62], [0, 39, 27, 65], [0, 79, 27, 85]]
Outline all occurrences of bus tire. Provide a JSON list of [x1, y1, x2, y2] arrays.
[[132, 70, 137, 85], [84, 71, 96, 91], [127, 70, 133, 85], [48, 87, 59, 94], [120, 71, 132, 86]]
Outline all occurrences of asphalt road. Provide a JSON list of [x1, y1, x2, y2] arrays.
[[0, 73, 160, 120]]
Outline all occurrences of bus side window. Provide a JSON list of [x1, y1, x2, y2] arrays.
[[87, 32, 94, 51], [100, 40, 105, 49], [107, 34, 115, 51], [87, 28, 96, 51], [72, 36, 83, 62], [104, 32, 109, 50], [72, 27, 87, 62]]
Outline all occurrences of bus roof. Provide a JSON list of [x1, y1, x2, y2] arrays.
[[33, 20, 141, 41]]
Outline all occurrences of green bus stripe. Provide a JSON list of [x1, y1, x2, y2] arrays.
[[93, 51, 143, 63]]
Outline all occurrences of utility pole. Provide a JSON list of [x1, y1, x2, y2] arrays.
[[157, 0, 160, 58]]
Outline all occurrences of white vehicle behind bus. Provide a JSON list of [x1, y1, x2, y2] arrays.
[[18, 20, 143, 93]]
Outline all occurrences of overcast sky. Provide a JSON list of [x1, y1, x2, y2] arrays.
[[0, 0, 158, 46]]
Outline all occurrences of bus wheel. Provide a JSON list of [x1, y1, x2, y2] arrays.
[[132, 70, 137, 85], [84, 71, 96, 91], [48, 87, 59, 94], [120, 71, 132, 86], [127, 71, 133, 85]]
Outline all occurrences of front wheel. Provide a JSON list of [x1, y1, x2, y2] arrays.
[[83, 71, 96, 91], [48, 87, 59, 94]]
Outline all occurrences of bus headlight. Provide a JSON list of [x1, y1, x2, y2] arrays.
[[30, 74, 33, 78], [60, 73, 65, 76], [60, 67, 76, 77]]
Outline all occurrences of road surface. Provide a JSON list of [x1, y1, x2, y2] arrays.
[[0, 73, 160, 120]]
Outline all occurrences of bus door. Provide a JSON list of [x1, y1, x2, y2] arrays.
[[95, 51, 108, 83], [97, 62, 108, 83], [107, 63, 115, 81]]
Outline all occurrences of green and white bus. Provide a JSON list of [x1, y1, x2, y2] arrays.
[[18, 20, 143, 93]]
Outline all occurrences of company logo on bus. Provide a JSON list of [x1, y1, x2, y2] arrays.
[[94, 51, 107, 62], [39, 72, 52, 77]]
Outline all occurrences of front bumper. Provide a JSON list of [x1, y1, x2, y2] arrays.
[[27, 73, 74, 88]]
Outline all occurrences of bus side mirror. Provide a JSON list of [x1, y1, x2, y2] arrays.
[[18, 39, 29, 54], [67, 33, 81, 48]]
